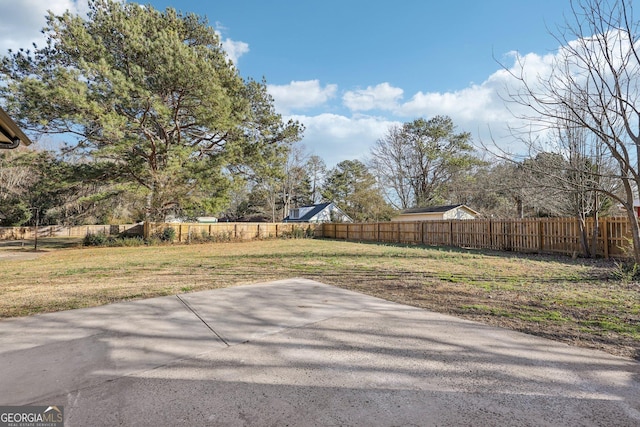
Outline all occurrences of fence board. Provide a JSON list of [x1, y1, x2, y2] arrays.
[[0, 222, 318, 244], [0, 224, 141, 240], [144, 222, 317, 243], [318, 217, 639, 259]]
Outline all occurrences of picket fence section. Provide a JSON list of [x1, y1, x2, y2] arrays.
[[317, 217, 633, 259], [143, 222, 318, 242], [0, 224, 141, 240], [0, 222, 318, 243], [0, 217, 633, 258]]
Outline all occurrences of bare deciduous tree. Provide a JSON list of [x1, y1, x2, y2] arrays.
[[505, 0, 640, 261], [370, 124, 414, 209], [371, 116, 479, 209]]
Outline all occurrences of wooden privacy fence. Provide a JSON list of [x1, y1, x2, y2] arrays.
[[317, 217, 634, 259], [0, 224, 142, 240], [0, 222, 318, 243], [144, 222, 318, 243]]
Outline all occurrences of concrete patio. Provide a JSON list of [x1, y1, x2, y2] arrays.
[[0, 278, 638, 426]]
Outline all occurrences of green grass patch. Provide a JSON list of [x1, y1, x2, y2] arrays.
[[0, 237, 637, 359], [460, 304, 514, 318]]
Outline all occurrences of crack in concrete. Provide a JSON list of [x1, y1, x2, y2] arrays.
[[176, 295, 230, 347]]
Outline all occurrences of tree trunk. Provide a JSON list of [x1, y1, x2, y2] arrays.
[[624, 206, 640, 264], [576, 214, 590, 258], [590, 204, 599, 259], [516, 197, 524, 219]]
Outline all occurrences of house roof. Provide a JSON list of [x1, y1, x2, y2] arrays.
[[399, 204, 479, 215], [283, 202, 333, 222], [0, 107, 32, 149]]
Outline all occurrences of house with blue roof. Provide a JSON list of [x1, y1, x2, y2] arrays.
[[283, 202, 353, 223]]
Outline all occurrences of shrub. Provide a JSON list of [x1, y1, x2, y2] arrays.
[[152, 227, 176, 243], [612, 260, 640, 285], [280, 226, 314, 239], [83, 231, 109, 246], [84, 232, 146, 247]]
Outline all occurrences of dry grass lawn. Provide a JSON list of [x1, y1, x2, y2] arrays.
[[0, 237, 638, 360]]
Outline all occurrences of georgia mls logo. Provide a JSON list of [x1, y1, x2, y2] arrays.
[[0, 405, 64, 427]]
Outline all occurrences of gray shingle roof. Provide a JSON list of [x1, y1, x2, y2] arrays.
[[283, 202, 332, 222], [400, 204, 464, 214]]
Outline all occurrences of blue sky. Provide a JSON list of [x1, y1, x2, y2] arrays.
[[1, 0, 574, 166]]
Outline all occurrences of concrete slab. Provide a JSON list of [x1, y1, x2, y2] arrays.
[[0, 295, 227, 405], [177, 279, 393, 345], [1, 278, 639, 426]]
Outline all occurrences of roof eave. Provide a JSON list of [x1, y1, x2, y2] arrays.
[[0, 107, 33, 149]]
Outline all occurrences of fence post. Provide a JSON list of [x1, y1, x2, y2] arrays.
[[449, 221, 454, 247], [488, 219, 493, 250], [602, 218, 609, 259], [538, 219, 544, 253]]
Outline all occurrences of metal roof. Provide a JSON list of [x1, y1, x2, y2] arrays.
[[0, 107, 32, 149]]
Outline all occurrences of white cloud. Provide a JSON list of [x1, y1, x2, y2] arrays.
[[285, 51, 561, 164], [399, 85, 496, 121], [221, 38, 249, 65], [0, 0, 89, 54], [213, 22, 250, 64], [376, 52, 559, 154], [268, 80, 338, 114], [342, 83, 404, 111], [288, 113, 399, 167]]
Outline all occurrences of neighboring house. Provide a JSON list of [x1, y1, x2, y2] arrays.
[[391, 204, 479, 222], [0, 107, 33, 149], [163, 216, 219, 223], [196, 217, 218, 223], [283, 202, 353, 223]]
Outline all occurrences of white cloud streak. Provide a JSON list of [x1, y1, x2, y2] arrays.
[[342, 83, 404, 111], [282, 51, 561, 165], [221, 38, 249, 65], [287, 113, 400, 167], [0, 0, 89, 54], [268, 80, 338, 114]]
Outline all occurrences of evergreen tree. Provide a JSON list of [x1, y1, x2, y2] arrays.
[[0, 0, 301, 221]]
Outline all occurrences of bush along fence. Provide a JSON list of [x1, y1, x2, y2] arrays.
[[143, 222, 318, 243], [316, 217, 634, 259]]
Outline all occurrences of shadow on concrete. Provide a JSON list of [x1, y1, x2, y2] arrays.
[[1, 279, 638, 426]]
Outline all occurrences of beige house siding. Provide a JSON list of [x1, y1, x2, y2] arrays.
[[391, 213, 442, 222], [391, 205, 478, 222], [443, 208, 476, 220]]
